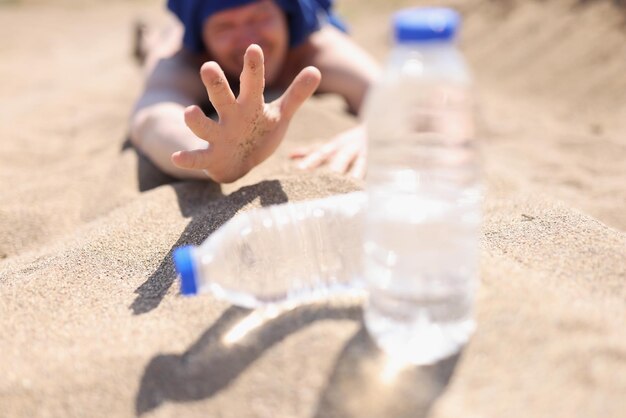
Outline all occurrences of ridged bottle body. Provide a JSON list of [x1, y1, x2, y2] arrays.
[[184, 193, 366, 308]]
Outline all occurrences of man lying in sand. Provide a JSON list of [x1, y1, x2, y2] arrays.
[[130, 0, 381, 183]]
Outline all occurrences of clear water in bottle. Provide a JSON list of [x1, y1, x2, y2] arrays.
[[363, 7, 481, 365]]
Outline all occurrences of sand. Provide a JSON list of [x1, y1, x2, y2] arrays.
[[1, 0, 625, 417]]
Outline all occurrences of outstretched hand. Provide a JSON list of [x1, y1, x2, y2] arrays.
[[289, 124, 368, 179], [171, 44, 321, 183]]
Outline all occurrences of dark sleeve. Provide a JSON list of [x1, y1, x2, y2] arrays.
[[167, 0, 205, 53], [280, 0, 347, 46]]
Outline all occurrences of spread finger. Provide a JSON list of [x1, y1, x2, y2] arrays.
[[276, 66, 321, 120], [238, 44, 265, 106], [171, 148, 211, 170], [200, 61, 236, 119], [184, 105, 219, 140]]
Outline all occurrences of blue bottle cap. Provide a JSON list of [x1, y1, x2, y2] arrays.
[[173, 245, 198, 296], [393, 7, 460, 43]]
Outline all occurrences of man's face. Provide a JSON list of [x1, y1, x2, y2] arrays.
[[202, 0, 289, 85]]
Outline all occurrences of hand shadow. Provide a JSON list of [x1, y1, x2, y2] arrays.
[[135, 302, 362, 415], [313, 327, 463, 418], [122, 139, 290, 315]]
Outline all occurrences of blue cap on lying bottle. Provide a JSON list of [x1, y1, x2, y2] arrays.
[[394, 7, 460, 43], [173, 245, 198, 296]]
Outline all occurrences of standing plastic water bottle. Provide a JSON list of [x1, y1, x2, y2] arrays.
[[362, 8, 481, 365], [173, 192, 366, 309]]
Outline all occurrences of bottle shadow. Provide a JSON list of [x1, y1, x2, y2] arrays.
[[123, 140, 290, 315], [313, 327, 462, 418], [135, 301, 462, 417], [134, 303, 362, 415]]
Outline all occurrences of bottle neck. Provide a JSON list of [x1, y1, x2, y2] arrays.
[[394, 39, 457, 51], [385, 40, 469, 84]]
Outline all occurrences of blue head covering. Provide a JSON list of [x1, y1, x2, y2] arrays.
[[167, 0, 346, 53]]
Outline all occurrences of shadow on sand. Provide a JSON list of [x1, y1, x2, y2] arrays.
[[313, 327, 462, 418], [135, 301, 462, 417], [135, 303, 362, 415]]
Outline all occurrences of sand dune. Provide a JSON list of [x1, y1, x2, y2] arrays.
[[1, 0, 625, 417]]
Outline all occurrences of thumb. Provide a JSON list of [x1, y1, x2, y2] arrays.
[[275, 66, 321, 120]]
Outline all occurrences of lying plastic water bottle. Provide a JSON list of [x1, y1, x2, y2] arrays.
[[362, 8, 481, 365], [173, 192, 366, 309]]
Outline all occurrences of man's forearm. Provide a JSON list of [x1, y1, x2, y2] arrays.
[[309, 26, 382, 115], [130, 103, 210, 180]]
